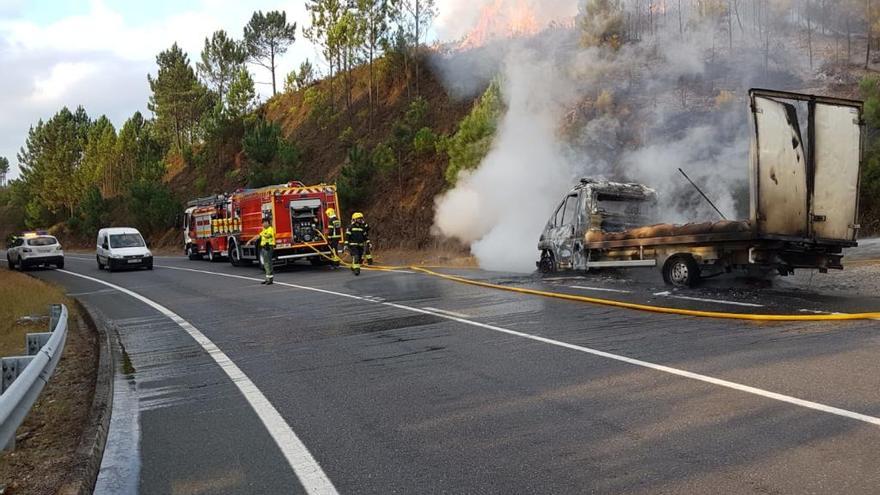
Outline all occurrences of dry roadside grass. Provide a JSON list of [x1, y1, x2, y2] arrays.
[[0, 270, 97, 494]]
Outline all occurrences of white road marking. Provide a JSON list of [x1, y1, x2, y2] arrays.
[[423, 307, 470, 319], [56, 269, 338, 495], [653, 291, 764, 308], [569, 286, 632, 294], [157, 264, 880, 427], [67, 288, 118, 297]]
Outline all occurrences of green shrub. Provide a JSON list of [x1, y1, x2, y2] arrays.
[[337, 145, 374, 209], [242, 118, 280, 166], [128, 180, 178, 236], [371, 142, 397, 174], [338, 126, 355, 146], [413, 127, 437, 155], [73, 186, 108, 237], [194, 176, 208, 194], [445, 80, 503, 184]]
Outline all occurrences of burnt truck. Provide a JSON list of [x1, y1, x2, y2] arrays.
[[537, 89, 864, 287]]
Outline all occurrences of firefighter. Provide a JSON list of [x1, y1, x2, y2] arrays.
[[346, 212, 368, 276], [363, 217, 374, 265], [325, 208, 342, 268], [257, 218, 276, 285]]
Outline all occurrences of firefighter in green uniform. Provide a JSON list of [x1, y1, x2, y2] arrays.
[[258, 218, 275, 285], [363, 217, 374, 265], [346, 212, 368, 276], [325, 207, 342, 268]]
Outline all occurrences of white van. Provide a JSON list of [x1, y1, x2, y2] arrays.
[[96, 227, 153, 271]]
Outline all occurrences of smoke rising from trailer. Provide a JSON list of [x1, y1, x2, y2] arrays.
[[431, 1, 805, 272]]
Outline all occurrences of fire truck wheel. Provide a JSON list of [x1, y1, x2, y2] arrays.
[[229, 243, 243, 267], [207, 245, 219, 262], [663, 255, 701, 288], [187, 245, 202, 260]]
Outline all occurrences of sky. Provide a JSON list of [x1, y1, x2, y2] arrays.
[[0, 0, 484, 180]]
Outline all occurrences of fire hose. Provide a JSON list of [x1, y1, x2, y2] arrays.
[[305, 230, 880, 321]]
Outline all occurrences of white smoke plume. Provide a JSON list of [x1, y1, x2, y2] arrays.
[[432, 1, 806, 272]]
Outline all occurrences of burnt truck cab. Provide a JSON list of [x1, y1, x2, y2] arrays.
[[538, 89, 864, 286]]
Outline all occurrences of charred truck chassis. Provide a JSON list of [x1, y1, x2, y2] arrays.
[[538, 89, 863, 287]]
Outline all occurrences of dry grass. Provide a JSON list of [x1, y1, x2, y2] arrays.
[[0, 270, 98, 494], [0, 270, 71, 357]]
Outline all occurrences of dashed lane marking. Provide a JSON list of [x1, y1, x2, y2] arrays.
[[154, 263, 880, 428], [55, 269, 338, 495], [652, 291, 764, 308], [569, 286, 633, 294], [422, 307, 471, 319]]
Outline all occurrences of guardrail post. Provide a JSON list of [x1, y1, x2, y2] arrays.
[[49, 304, 62, 332], [26, 333, 52, 355], [1, 357, 35, 394]]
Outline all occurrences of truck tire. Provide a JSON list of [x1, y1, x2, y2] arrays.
[[229, 242, 244, 267], [187, 245, 202, 261], [663, 255, 701, 288], [538, 250, 556, 274], [207, 245, 217, 262]]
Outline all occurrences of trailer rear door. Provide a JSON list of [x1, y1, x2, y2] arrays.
[[811, 103, 861, 242], [749, 90, 863, 242], [750, 95, 809, 237]]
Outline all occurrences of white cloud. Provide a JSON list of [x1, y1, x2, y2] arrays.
[[30, 61, 99, 102]]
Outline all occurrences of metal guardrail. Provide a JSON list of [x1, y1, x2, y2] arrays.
[[0, 304, 68, 450]]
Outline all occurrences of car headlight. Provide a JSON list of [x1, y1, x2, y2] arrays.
[[110, 254, 123, 259], [22, 248, 32, 253], [55, 246, 63, 251]]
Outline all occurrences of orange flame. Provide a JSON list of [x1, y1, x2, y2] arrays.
[[459, 0, 543, 50]]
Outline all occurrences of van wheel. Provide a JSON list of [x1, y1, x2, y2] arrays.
[[97, 255, 104, 270], [538, 250, 556, 274], [663, 255, 701, 287]]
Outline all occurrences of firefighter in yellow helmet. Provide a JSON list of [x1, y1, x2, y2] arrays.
[[325, 207, 342, 268], [345, 212, 368, 276]]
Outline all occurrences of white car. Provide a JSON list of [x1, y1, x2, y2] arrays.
[[96, 227, 153, 271], [6, 232, 65, 270]]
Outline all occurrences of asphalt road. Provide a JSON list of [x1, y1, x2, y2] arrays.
[[9, 251, 880, 494]]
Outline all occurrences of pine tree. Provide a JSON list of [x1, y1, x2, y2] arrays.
[[243, 10, 298, 96], [148, 43, 211, 150], [197, 30, 247, 103]]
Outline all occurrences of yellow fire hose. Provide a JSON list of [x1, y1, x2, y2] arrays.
[[303, 230, 880, 321]]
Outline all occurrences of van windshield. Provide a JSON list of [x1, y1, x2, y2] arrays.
[[109, 233, 145, 248]]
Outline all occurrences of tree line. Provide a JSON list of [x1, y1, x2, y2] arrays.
[[0, 1, 437, 238]]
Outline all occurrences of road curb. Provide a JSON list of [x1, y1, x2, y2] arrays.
[[59, 299, 115, 495]]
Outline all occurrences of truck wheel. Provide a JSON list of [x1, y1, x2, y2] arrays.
[[663, 255, 701, 288], [538, 250, 556, 274], [187, 245, 202, 261], [207, 245, 217, 262], [229, 242, 243, 267]]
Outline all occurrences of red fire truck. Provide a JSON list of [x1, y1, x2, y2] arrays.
[[183, 181, 342, 268]]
